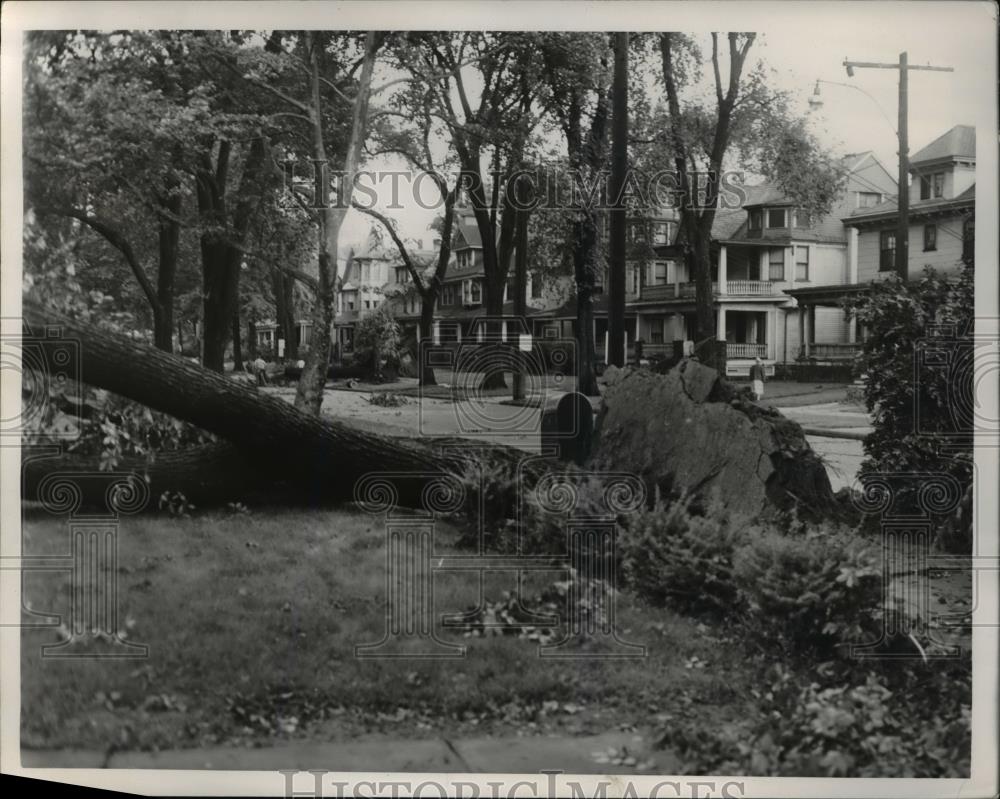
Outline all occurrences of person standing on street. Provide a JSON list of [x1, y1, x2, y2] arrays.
[[749, 356, 766, 401]]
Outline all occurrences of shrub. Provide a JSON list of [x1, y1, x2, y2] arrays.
[[733, 525, 883, 654], [617, 493, 746, 614], [845, 263, 974, 552], [354, 304, 403, 382], [657, 661, 971, 777]]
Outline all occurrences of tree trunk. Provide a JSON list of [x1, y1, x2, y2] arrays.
[[418, 301, 437, 387], [21, 300, 550, 511], [574, 216, 599, 396], [248, 319, 258, 359], [154, 188, 181, 353], [201, 239, 241, 372], [294, 247, 336, 414], [295, 30, 377, 415], [232, 310, 243, 369], [273, 254, 299, 363], [607, 31, 628, 369]]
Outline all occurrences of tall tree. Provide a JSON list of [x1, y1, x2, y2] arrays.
[[608, 31, 629, 369], [658, 33, 845, 369], [539, 34, 613, 396], [23, 31, 192, 352], [403, 32, 546, 389]]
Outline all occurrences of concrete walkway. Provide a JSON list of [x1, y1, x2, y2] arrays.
[[22, 731, 671, 773]]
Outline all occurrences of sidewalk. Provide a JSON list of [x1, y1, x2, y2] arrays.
[[22, 731, 672, 773]]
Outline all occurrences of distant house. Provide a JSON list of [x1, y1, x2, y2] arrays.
[[642, 152, 898, 375], [844, 124, 975, 282], [786, 125, 975, 366]]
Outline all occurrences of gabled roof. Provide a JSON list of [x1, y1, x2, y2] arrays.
[[454, 218, 483, 249], [910, 125, 976, 166], [740, 184, 795, 208], [840, 152, 873, 172]]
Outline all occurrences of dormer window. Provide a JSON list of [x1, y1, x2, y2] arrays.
[[457, 250, 473, 269], [919, 172, 945, 200], [748, 210, 762, 231], [766, 209, 787, 229]]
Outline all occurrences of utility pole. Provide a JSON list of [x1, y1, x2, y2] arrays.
[[512, 175, 529, 402], [843, 53, 953, 281], [608, 31, 629, 367]]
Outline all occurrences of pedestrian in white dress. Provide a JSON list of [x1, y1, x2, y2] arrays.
[[749, 356, 766, 401]]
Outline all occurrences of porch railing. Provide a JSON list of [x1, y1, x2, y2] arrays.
[[727, 342, 768, 359], [639, 280, 775, 301]]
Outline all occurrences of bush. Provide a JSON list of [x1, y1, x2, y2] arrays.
[[354, 305, 403, 382], [618, 493, 747, 614], [657, 661, 971, 777], [733, 526, 883, 654], [617, 494, 888, 656], [845, 263, 974, 552]]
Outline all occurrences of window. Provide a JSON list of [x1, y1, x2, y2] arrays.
[[395, 266, 408, 284], [962, 216, 974, 264], [768, 248, 785, 281], [858, 191, 882, 208], [440, 284, 455, 306], [923, 224, 937, 252], [767, 208, 787, 229], [920, 172, 945, 200], [652, 222, 672, 245], [347, 297, 355, 311], [649, 320, 664, 344], [364, 300, 371, 310], [530, 275, 542, 299], [748, 210, 762, 231], [795, 246, 809, 281], [627, 265, 639, 295], [463, 280, 481, 305], [879, 230, 896, 272], [646, 261, 668, 286]]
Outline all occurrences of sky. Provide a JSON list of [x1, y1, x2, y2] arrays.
[[334, 1, 997, 247], [3, 1, 995, 251]]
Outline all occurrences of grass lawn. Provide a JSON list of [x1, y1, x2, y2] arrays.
[[21, 506, 763, 754]]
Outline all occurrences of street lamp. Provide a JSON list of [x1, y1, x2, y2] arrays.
[[808, 79, 897, 136]]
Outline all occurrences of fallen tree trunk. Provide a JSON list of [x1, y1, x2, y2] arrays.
[[21, 300, 548, 511]]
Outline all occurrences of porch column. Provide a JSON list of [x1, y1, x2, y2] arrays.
[[635, 314, 641, 343], [501, 321, 508, 343], [805, 305, 813, 358], [416, 325, 421, 344], [455, 324, 462, 343], [848, 228, 859, 284], [673, 264, 680, 298], [798, 303, 806, 359], [718, 246, 728, 296], [432, 320, 441, 345], [848, 312, 858, 344], [767, 309, 776, 361], [716, 305, 726, 342]]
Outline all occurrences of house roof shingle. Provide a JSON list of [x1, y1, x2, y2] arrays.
[[910, 124, 975, 165]]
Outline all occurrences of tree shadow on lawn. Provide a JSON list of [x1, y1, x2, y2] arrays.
[[20, 506, 758, 755]]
